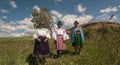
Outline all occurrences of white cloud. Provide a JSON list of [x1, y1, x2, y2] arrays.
[[11, 33, 25, 37], [0, 9, 9, 13], [2, 16, 7, 19], [96, 6, 119, 22], [1, 25, 16, 32], [0, 17, 34, 37], [33, 5, 40, 11], [0, 20, 16, 33], [77, 15, 93, 24], [16, 25, 28, 30], [17, 18, 34, 29], [77, 4, 86, 15], [0, 13, 93, 37], [0, 32, 12, 37], [100, 7, 118, 13], [50, 9, 93, 29], [15, 17, 34, 34], [61, 15, 93, 28], [94, 13, 118, 22], [55, 0, 62, 2], [51, 16, 57, 22], [54, 0, 62, 5], [9, 21, 17, 25], [94, 13, 109, 22], [109, 15, 118, 22], [118, 5, 120, 8], [9, 0, 17, 8], [61, 15, 78, 28], [51, 10, 63, 19], [0, 32, 26, 37], [0, 4, 93, 37]]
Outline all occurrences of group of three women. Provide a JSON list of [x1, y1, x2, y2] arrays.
[[33, 20, 84, 63]]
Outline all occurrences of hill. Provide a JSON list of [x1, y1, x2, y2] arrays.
[[0, 22, 120, 65]]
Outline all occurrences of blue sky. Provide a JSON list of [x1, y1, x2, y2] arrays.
[[0, 0, 120, 37]]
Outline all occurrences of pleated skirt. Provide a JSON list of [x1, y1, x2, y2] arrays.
[[54, 35, 66, 50]]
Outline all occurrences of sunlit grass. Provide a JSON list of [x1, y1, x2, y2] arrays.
[[0, 24, 120, 65]]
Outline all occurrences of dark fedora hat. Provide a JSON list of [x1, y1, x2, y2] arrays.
[[74, 20, 79, 25], [57, 21, 62, 25]]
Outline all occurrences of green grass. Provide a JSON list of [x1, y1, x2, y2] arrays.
[[0, 23, 120, 65]]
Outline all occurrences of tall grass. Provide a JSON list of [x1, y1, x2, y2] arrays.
[[0, 24, 120, 65]]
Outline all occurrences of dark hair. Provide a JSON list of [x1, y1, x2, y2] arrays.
[[74, 20, 79, 25], [57, 21, 62, 25]]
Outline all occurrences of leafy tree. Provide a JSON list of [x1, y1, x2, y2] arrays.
[[31, 7, 53, 30]]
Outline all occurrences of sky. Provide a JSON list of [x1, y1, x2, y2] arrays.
[[0, 0, 120, 37]]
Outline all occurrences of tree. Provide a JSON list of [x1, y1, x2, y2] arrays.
[[31, 7, 53, 30]]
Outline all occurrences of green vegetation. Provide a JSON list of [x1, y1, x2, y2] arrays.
[[31, 7, 53, 29], [0, 22, 120, 65]]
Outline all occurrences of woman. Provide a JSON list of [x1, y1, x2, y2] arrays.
[[33, 26, 51, 64], [71, 20, 84, 55], [52, 21, 69, 58]]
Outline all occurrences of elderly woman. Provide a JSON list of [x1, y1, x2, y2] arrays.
[[71, 21, 84, 55], [52, 21, 69, 58]]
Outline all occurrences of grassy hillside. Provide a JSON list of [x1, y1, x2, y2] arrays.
[[0, 22, 120, 65]]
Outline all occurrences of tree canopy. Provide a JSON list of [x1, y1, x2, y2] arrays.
[[31, 7, 53, 30]]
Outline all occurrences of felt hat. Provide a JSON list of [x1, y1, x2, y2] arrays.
[[57, 21, 62, 25], [74, 20, 79, 25]]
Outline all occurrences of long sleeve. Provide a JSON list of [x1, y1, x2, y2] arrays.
[[71, 28, 75, 42], [33, 29, 38, 39], [45, 29, 51, 39], [52, 30, 57, 40], [63, 30, 69, 40]]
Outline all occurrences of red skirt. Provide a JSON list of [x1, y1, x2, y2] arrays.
[[54, 35, 66, 50]]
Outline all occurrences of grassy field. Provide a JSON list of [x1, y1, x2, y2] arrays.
[[0, 22, 120, 65]]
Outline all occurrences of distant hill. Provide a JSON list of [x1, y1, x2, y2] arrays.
[[82, 22, 120, 39], [82, 22, 120, 29]]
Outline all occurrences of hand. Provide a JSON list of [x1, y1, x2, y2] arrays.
[[44, 39, 48, 42], [54, 40, 57, 44], [63, 40, 65, 43], [37, 38, 41, 42]]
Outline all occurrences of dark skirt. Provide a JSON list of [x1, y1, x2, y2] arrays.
[[72, 34, 83, 47], [33, 37, 50, 57]]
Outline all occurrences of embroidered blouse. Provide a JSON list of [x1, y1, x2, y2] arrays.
[[33, 28, 51, 39], [52, 28, 69, 40]]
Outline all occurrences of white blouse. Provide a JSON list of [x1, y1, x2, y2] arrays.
[[52, 28, 69, 40], [33, 28, 51, 39]]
